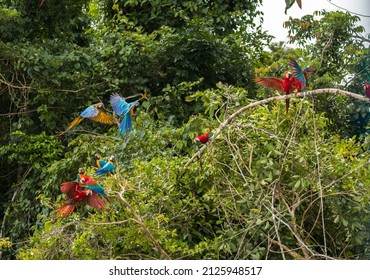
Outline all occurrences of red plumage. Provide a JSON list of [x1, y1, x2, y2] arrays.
[[255, 72, 295, 113], [363, 83, 370, 98], [194, 132, 213, 144], [56, 181, 106, 218]]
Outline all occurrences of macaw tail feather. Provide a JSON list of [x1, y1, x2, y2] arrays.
[[285, 99, 290, 114], [55, 201, 77, 219], [66, 116, 84, 131]]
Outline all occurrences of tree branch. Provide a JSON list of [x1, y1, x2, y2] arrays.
[[184, 88, 370, 170], [116, 179, 171, 260]]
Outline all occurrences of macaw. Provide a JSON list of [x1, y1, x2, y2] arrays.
[[255, 72, 295, 113], [95, 155, 116, 175], [77, 167, 86, 180], [289, 59, 314, 92], [110, 92, 147, 136], [55, 181, 106, 218], [363, 83, 370, 98], [80, 175, 111, 202], [66, 102, 118, 131], [194, 132, 214, 144], [94, 154, 107, 169]]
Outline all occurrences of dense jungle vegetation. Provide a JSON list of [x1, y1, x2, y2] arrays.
[[0, 0, 369, 260]]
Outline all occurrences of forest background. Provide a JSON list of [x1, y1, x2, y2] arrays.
[[0, 0, 369, 260]]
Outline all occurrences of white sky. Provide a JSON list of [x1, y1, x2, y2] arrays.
[[261, 0, 370, 43]]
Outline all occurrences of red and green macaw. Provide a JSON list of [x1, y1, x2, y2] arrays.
[[110, 92, 147, 136], [255, 72, 296, 113], [56, 181, 106, 219], [363, 83, 370, 98], [289, 59, 314, 92], [95, 155, 116, 175], [194, 132, 214, 144], [66, 102, 117, 131], [79, 175, 111, 203]]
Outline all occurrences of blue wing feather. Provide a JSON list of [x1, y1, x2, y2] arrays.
[[290, 59, 306, 86], [110, 93, 127, 115], [80, 104, 99, 118], [118, 113, 132, 136], [95, 162, 115, 175], [87, 185, 108, 197], [110, 93, 138, 115]]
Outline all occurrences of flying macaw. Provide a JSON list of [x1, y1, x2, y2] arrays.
[[66, 102, 118, 131], [94, 154, 107, 169], [255, 72, 296, 113], [194, 132, 214, 144], [55, 181, 106, 219], [80, 175, 111, 203], [363, 83, 370, 98], [110, 92, 147, 136], [95, 155, 116, 175]]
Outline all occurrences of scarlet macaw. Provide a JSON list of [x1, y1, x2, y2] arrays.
[[95, 155, 116, 175], [66, 102, 117, 131], [80, 175, 111, 202], [55, 181, 106, 218], [110, 92, 147, 136], [255, 72, 296, 113], [194, 132, 214, 144], [363, 83, 370, 98]]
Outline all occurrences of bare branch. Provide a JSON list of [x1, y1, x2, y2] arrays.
[[184, 88, 370, 169]]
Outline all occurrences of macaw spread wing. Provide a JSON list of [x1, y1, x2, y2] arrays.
[[289, 59, 306, 86], [255, 77, 284, 91], [83, 192, 106, 210], [60, 182, 79, 199], [90, 111, 117, 125]]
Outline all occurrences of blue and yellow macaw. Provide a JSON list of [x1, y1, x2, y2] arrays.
[[66, 102, 118, 131], [94, 154, 107, 169], [95, 155, 116, 175], [110, 92, 147, 136]]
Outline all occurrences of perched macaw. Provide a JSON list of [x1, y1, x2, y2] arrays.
[[95, 155, 116, 175], [110, 92, 147, 136], [255, 72, 296, 113], [290, 59, 314, 92], [77, 167, 86, 180], [94, 154, 107, 169], [194, 132, 214, 144], [66, 102, 117, 131], [80, 175, 111, 202], [363, 83, 370, 98], [56, 181, 106, 218]]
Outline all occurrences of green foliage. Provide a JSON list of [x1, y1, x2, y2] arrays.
[[17, 86, 370, 260], [1, 1, 369, 260]]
